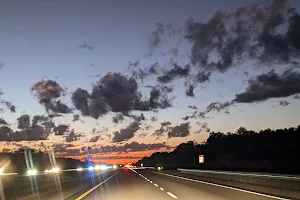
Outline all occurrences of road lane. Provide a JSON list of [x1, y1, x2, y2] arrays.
[[1, 170, 116, 200], [136, 169, 297, 200], [81, 168, 179, 200], [2, 168, 299, 199]]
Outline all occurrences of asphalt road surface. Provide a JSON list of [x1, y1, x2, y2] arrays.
[[1, 169, 299, 200]]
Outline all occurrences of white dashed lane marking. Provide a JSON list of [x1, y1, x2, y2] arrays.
[[132, 169, 179, 199], [166, 192, 179, 199]]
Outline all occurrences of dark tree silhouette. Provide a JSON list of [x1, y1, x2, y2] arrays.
[[137, 126, 300, 174]]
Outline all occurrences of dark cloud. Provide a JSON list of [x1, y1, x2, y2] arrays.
[[78, 42, 95, 51], [32, 115, 54, 129], [168, 122, 190, 138], [0, 118, 8, 125], [279, 100, 290, 107], [188, 105, 198, 110], [185, 0, 299, 73], [65, 129, 83, 143], [17, 115, 30, 129], [152, 121, 172, 138], [185, 85, 195, 97], [157, 64, 190, 83], [206, 101, 233, 113], [126, 113, 146, 122], [89, 135, 101, 142], [234, 69, 300, 103], [0, 125, 49, 141], [72, 73, 173, 119], [112, 122, 140, 143], [46, 100, 72, 114], [196, 71, 211, 83], [0, 100, 16, 113], [201, 123, 209, 130], [73, 114, 80, 122], [150, 116, 158, 122], [182, 111, 197, 121], [148, 23, 178, 52], [94, 141, 170, 154], [53, 124, 69, 135], [31, 79, 71, 114], [112, 113, 125, 124]]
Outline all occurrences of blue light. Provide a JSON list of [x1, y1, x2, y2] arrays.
[[88, 166, 94, 171]]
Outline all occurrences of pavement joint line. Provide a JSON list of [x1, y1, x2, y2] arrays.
[[74, 172, 118, 200], [166, 192, 178, 199], [149, 171, 290, 200]]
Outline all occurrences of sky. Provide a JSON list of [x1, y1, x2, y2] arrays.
[[0, 0, 300, 164]]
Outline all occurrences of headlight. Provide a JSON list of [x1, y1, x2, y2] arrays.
[[88, 166, 94, 171], [52, 167, 59, 173], [27, 169, 37, 176], [113, 165, 117, 169], [158, 167, 161, 170], [77, 167, 83, 172], [95, 165, 100, 170]]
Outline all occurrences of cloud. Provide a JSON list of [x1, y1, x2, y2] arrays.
[[73, 114, 80, 122], [0, 118, 8, 125], [112, 122, 140, 143], [279, 100, 290, 107], [196, 71, 211, 83], [30, 79, 71, 114], [94, 141, 170, 154], [0, 125, 50, 141], [185, 85, 195, 97], [0, 100, 16, 112], [72, 73, 173, 119], [182, 111, 197, 121], [234, 69, 300, 103], [152, 121, 172, 138], [78, 42, 95, 51], [89, 135, 101, 142], [188, 105, 198, 109], [157, 64, 190, 83], [53, 124, 69, 135], [148, 23, 178, 52], [112, 113, 125, 124], [17, 115, 30, 129], [185, 0, 299, 73], [206, 101, 233, 113], [294, 94, 300, 99], [168, 122, 190, 138], [65, 130, 83, 142]]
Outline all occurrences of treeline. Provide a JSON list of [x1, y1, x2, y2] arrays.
[[0, 149, 91, 174], [137, 126, 300, 174]]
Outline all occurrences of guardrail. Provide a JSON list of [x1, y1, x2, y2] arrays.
[[177, 168, 300, 191]]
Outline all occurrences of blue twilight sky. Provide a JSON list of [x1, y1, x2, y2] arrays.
[[0, 0, 300, 162]]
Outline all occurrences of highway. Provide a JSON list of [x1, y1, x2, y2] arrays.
[[1, 168, 299, 200]]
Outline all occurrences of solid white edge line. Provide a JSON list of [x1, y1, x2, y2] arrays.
[[75, 172, 118, 200], [149, 171, 290, 200], [166, 192, 178, 199]]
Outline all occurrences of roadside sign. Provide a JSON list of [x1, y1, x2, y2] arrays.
[[199, 155, 204, 163]]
